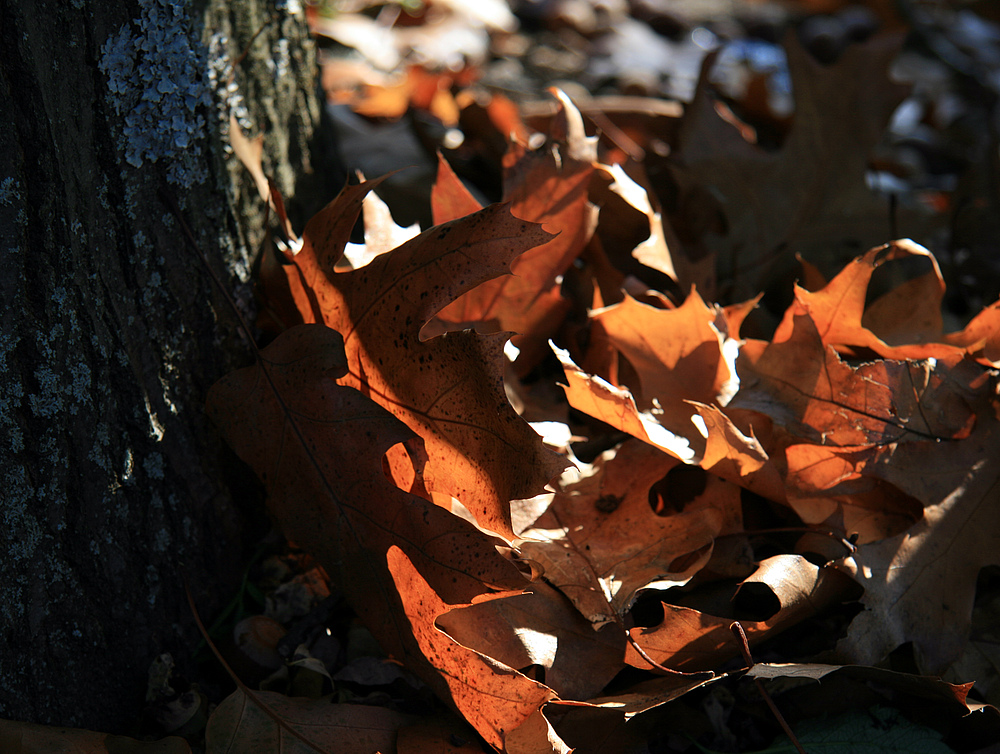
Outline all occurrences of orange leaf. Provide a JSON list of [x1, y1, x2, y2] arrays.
[[735, 310, 976, 446], [436, 579, 626, 701], [519, 440, 743, 627], [430, 153, 483, 225], [387, 546, 561, 753], [591, 290, 735, 434], [783, 442, 922, 542], [265, 181, 567, 539], [206, 326, 527, 677], [432, 92, 597, 373], [795, 240, 962, 360], [945, 299, 1000, 367]]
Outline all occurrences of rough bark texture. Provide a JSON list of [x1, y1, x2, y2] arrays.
[[0, 0, 319, 731]]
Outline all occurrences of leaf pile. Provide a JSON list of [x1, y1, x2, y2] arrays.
[[206, 50, 1000, 754]]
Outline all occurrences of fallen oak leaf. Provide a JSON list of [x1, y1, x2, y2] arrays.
[[733, 310, 976, 446], [745, 663, 996, 736], [435, 578, 626, 701], [430, 90, 598, 374], [0, 720, 191, 754], [205, 689, 412, 754], [794, 240, 964, 361], [206, 326, 530, 699], [782, 442, 923, 543], [788, 241, 1000, 368], [589, 289, 737, 435], [553, 342, 699, 463], [834, 371, 1000, 674], [672, 32, 912, 303], [541, 672, 716, 754], [554, 341, 782, 497], [599, 163, 678, 284], [342, 182, 420, 268], [264, 179, 567, 539], [689, 402, 785, 504], [518, 439, 743, 628], [944, 300, 1000, 368], [430, 152, 483, 226], [387, 545, 563, 753]]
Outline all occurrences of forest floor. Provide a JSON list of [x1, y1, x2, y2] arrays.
[[139, 1, 1000, 753]]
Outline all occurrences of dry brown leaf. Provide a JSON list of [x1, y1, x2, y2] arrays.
[[626, 555, 857, 672], [431, 92, 598, 373], [542, 675, 717, 754], [206, 326, 533, 716], [673, 33, 912, 302], [0, 720, 191, 754], [782, 441, 923, 542], [734, 310, 976, 447], [519, 440, 743, 627], [430, 153, 483, 226], [794, 240, 964, 360], [387, 546, 562, 753], [259, 179, 567, 539], [599, 164, 677, 282], [945, 299, 1000, 368], [204, 689, 411, 754], [436, 580, 626, 701], [590, 290, 734, 433], [554, 342, 699, 462], [835, 376, 1000, 673]]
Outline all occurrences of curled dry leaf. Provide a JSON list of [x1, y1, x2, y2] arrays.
[[795, 240, 957, 360], [626, 554, 858, 672]]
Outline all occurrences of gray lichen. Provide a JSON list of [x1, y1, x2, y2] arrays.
[[99, 0, 212, 185]]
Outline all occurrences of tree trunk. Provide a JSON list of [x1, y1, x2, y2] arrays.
[[0, 0, 320, 731]]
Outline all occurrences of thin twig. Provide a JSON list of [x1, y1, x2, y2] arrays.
[[730, 622, 808, 754], [184, 581, 332, 754]]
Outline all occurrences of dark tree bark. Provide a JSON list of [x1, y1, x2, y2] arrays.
[[0, 0, 320, 731]]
